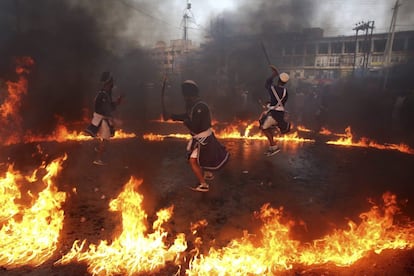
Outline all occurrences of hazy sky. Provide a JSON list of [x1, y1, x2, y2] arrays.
[[126, 0, 414, 46]]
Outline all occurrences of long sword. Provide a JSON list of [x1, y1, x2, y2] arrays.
[[260, 41, 272, 65]]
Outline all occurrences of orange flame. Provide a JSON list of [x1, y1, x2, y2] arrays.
[[0, 57, 135, 146], [0, 155, 67, 268], [187, 192, 414, 275], [276, 131, 314, 143], [214, 121, 265, 140], [144, 120, 314, 144], [0, 57, 34, 145], [0, 165, 22, 221], [56, 177, 187, 275], [299, 192, 413, 267], [319, 127, 333, 136], [20, 125, 136, 144], [297, 125, 312, 133], [327, 127, 414, 154], [143, 133, 191, 141], [112, 129, 137, 139], [319, 126, 348, 137]]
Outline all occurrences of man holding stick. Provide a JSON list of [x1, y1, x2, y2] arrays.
[[164, 80, 229, 192], [85, 71, 123, 165], [259, 65, 291, 156]]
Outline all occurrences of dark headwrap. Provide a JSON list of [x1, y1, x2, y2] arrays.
[[182, 80, 199, 97], [100, 71, 113, 84]]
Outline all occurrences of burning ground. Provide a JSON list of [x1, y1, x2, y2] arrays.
[[0, 50, 414, 276], [0, 53, 414, 276], [0, 122, 414, 275]]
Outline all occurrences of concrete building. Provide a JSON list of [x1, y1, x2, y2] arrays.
[[265, 28, 414, 84], [150, 39, 198, 75], [150, 28, 414, 91]]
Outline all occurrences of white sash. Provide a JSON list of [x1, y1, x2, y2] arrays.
[[186, 128, 212, 151], [270, 86, 286, 111]]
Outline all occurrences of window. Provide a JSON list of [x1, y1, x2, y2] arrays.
[[408, 37, 414, 51], [344, 42, 355, 53], [294, 44, 305, 55], [391, 56, 400, 63], [283, 56, 292, 66], [371, 55, 383, 64], [358, 41, 370, 53], [318, 43, 329, 54], [329, 57, 339, 66], [304, 69, 315, 78], [293, 56, 303, 66], [373, 39, 386, 52], [340, 56, 354, 66], [392, 38, 405, 51], [331, 42, 342, 54], [284, 45, 294, 55], [306, 44, 316, 55], [316, 56, 328, 67], [305, 56, 315, 66]]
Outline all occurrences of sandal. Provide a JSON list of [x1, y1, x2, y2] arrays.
[[93, 160, 106, 166], [191, 183, 209, 192]]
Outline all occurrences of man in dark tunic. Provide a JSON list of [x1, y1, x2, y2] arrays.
[[167, 80, 229, 192], [85, 71, 122, 165], [259, 65, 291, 156]]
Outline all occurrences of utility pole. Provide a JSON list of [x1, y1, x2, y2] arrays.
[[180, 0, 196, 76], [363, 21, 375, 69], [352, 21, 375, 76], [383, 0, 401, 90], [182, 0, 194, 44]]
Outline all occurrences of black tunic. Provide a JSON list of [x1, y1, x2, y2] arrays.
[[171, 100, 229, 170]]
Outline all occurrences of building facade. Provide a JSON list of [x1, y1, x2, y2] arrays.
[[266, 28, 414, 84], [150, 39, 198, 75], [151, 28, 414, 89]]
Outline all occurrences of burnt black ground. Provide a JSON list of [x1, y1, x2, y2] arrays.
[[0, 122, 413, 275]]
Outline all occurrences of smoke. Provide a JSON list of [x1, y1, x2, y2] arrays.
[[170, 0, 318, 121], [1, 0, 412, 139], [0, 0, 158, 134], [222, 0, 316, 35], [173, 0, 414, 143]]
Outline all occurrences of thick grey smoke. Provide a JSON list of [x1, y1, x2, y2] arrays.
[[216, 0, 316, 35], [0, 0, 158, 134], [1, 0, 412, 140], [178, 0, 413, 142], [174, 0, 318, 121]]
